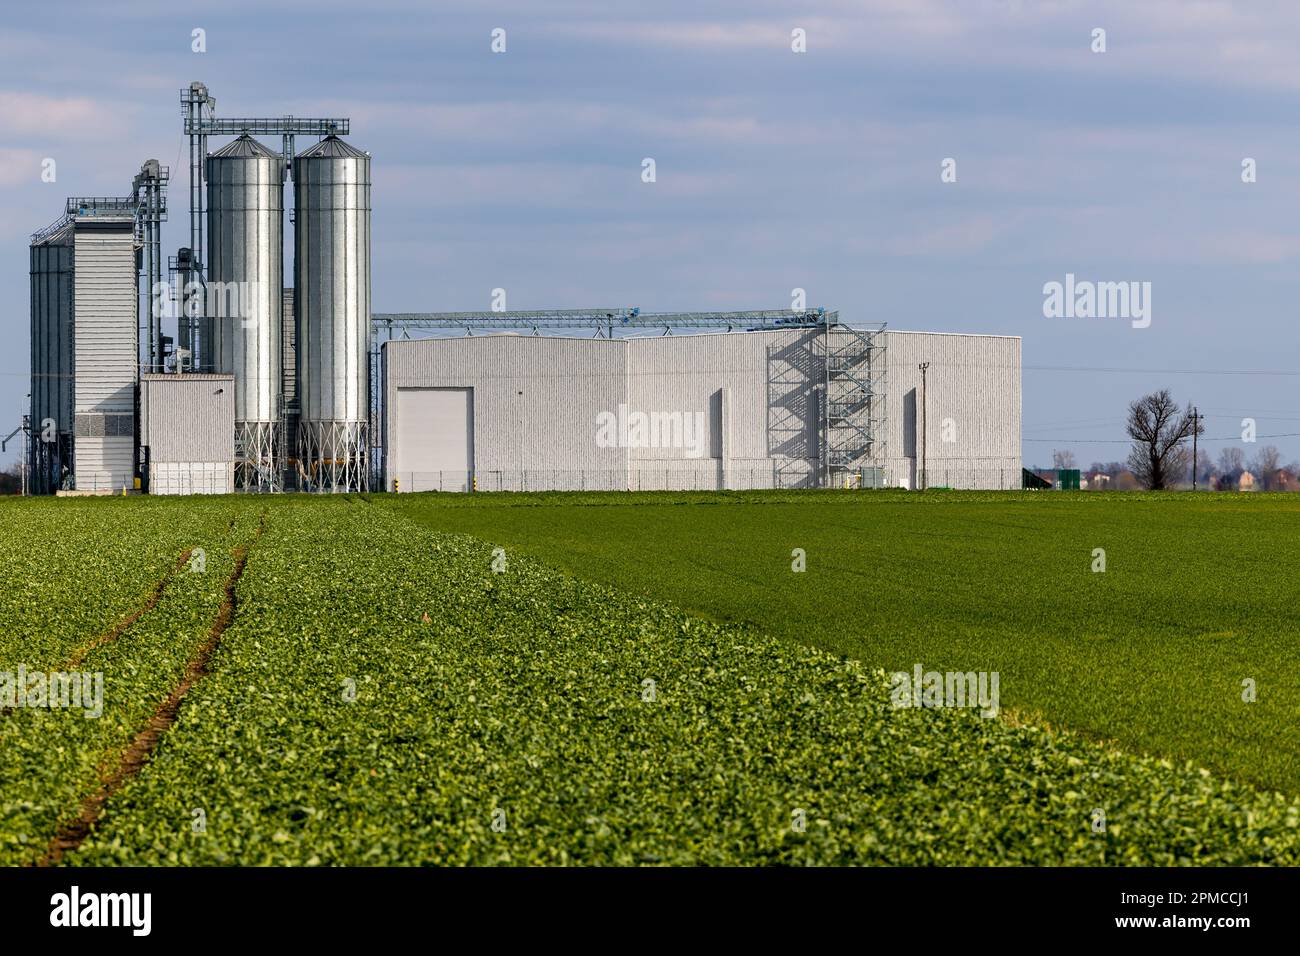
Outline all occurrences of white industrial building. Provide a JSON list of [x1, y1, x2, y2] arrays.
[[382, 327, 1021, 493], [26, 80, 1023, 499]]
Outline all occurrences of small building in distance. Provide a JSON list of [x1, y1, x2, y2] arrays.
[[138, 374, 236, 494]]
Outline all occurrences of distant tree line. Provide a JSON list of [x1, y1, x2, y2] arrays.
[[1046, 389, 1299, 491]]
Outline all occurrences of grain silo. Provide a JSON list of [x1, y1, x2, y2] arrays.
[[28, 206, 139, 495], [294, 134, 371, 492], [207, 134, 283, 491], [28, 220, 75, 494]]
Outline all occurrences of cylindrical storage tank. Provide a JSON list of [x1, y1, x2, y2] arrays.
[[206, 134, 283, 491], [29, 223, 75, 494], [294, 134, 371, 492]]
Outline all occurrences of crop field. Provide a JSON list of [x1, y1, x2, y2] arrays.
[[1, 491, 1297, 865], [395, 490, 1300, 796]]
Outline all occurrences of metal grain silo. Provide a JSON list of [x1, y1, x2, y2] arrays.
[[206, 134, 283, 491], [28, 219, 75, 494], [293, 134, 371, 492]]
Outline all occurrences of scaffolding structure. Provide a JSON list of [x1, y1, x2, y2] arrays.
[[817, 322, 887, 487], [132, 161, 170, 372], [298, 420, 368, 494], [235, 420, 281, 493]]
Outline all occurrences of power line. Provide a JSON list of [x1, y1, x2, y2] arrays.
[[1025, 432, 1300, 443], [1026, 365, 1300, 376]]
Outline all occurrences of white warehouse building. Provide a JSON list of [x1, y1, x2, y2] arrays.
[[382, 326, 1021, 493]]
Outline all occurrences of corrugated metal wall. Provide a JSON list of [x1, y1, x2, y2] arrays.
[[206, 135, 283, 423], [384, 335, 625, 491], [71, 219, 137, 491], [294, 137, 371, 427], [139, 374, 235, 494], [29, 226, 74, 493], [884, 331, 1021, 489], [383, 328, 1021, 492], [626, 330, 821, 489]]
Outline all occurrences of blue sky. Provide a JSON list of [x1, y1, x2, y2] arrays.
[[3, 0, 1300, 470]]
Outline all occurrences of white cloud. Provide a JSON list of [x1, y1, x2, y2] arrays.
[[0, 149, 45, 187], [0, 91, 119, 139]]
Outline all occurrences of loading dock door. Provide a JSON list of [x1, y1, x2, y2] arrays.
[[395, 387, 474, 492]]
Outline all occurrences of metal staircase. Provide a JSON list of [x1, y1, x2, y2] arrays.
[[818, 321, 886, 487]]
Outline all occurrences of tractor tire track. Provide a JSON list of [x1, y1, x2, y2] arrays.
[[35, 516, 265, 867], [62, 514, 243, 670], [1, 546, 194, 728], [62, 547, 196, 671]]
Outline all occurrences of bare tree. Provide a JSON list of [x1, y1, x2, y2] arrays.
[[1125, 390, 1202, 490], [1052, 449, 1077, 470], [1114, 470, 1140, 490], [1250, 445, 1282, 491], [1216, 446, 1245, 480]]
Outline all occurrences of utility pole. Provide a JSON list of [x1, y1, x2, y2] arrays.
[[21, 394, 27, 496], [918, 362, 930, 491], [518, 389, 525, 487], [1191, 406, 1201, 490]]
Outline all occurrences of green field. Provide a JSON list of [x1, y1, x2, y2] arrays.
[[394, 490, 1300, 795], [1, 491, 1297, 866]]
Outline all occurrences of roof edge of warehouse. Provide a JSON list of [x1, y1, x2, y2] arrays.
[[885, 329, 1021, 340], [379, 327, 1023, 344]]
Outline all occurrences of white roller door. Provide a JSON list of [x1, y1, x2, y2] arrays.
[[395, 387, 474, 492]]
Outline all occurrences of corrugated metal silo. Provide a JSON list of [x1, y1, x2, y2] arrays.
[[29, 220, 75, 494], [206, 134, 283, 491], [70, 214, 138, 492], [294, 134, 371, 492]]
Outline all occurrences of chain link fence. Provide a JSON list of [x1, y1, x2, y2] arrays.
[[387, 465, 1025, 493]]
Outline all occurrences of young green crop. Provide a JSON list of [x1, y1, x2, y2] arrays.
[[392, 489, 1300, 795], [0, 502, 262, 864], [67, 500, 1300, 866], [0, 498, 232, 669]]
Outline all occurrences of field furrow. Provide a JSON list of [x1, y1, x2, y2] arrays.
[[0, 503, 262, 865], [54, 500, 1300, 866]]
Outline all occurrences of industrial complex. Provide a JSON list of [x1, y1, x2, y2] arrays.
[[27, 82, 1021, 496]]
